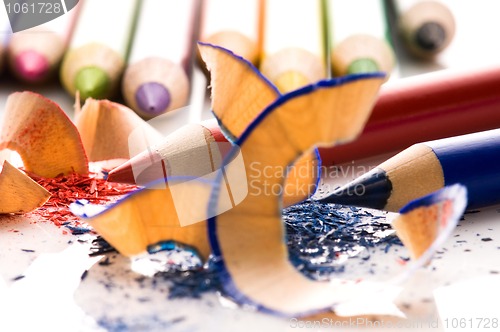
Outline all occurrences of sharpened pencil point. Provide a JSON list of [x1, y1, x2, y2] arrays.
[[15, 50, 50, 82], [347, 58, 379, 75], [75, 66, 109, 100], [135, 82, 171, 117], [107, 160, 135, 184], [318, 168, 391, 210], [415, 22, 446, 52]]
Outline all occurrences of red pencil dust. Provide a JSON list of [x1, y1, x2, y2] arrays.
[[27, 172, 138, 227]]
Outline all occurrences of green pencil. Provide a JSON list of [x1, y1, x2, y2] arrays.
[[327, 0, 396, 78], [60, 0, 139, 100]]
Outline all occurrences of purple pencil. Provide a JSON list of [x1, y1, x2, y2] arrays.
[[122, 0, 200, 119]]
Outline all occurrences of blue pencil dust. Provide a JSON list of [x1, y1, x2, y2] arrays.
[[284, 199, 403, 280], [87, 199, 402, 299]]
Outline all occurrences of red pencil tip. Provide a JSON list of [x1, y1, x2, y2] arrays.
[[14, 50, 50, 82], [106, 161, 136, 184]]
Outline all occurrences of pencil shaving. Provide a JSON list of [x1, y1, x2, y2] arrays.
[[0, 160, 50, 214], [199, 43, 390, 317], [392, 184, 467, 261], [75, 98, 162, 162], [0, 91, 88, 178]]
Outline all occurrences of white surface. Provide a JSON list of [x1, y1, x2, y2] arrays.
[[1, 1, 500, 331], [329, 0, 387, 42]]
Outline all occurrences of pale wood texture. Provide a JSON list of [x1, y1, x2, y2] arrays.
[[331, 34, 395, 76], [0, 161, 50, 214], [0, 92, 88, 177], [393, 204, 440, 260], [79, 188, 211, 260], [200, 43, 386, 315], [382, 144, 444, 212], [75, 98, 162, 162], [392, 184, 466, 260], [203, 43, 320, 206]]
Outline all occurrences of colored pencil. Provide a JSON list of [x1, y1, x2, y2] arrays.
[[200, 0, 263, 65], [260, 0, 327, 92], [122, 0, 200, 119], [319, 65, 500, 165], [318, 129, 500, 212], [7, 1, 80, 83], [107, 118, 320, 208], [107, 119, 226, 186], [327, 0, 396, 77], [392, 0, 455, 58], [60, 0, 139, 100]]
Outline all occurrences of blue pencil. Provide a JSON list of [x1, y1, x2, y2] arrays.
[[318, 129, 500, 211]]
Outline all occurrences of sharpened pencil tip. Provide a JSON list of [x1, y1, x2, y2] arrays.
[[317, 167, 391, 210], [15, 50, 50, 82], [75, 66, 109, 100], [135, 82, 171, 117], [107, 160, 135, 184]]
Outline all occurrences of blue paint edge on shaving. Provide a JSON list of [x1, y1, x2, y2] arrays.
[[204, 43, 386, 317]]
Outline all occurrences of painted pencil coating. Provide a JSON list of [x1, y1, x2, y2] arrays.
[[428, 130, 500, 209], [319, 129, 500, 211], [319, 66, 500, 165]]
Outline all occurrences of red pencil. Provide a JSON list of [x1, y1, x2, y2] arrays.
[[7, 2, 81, 83], [319, 65, 500, 165]]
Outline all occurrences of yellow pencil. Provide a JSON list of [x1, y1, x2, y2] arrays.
[[260, 0, 327, 92], [60, 0, 139, 100], [122, 0, 200, 119], [200, 0, 263, 65]]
